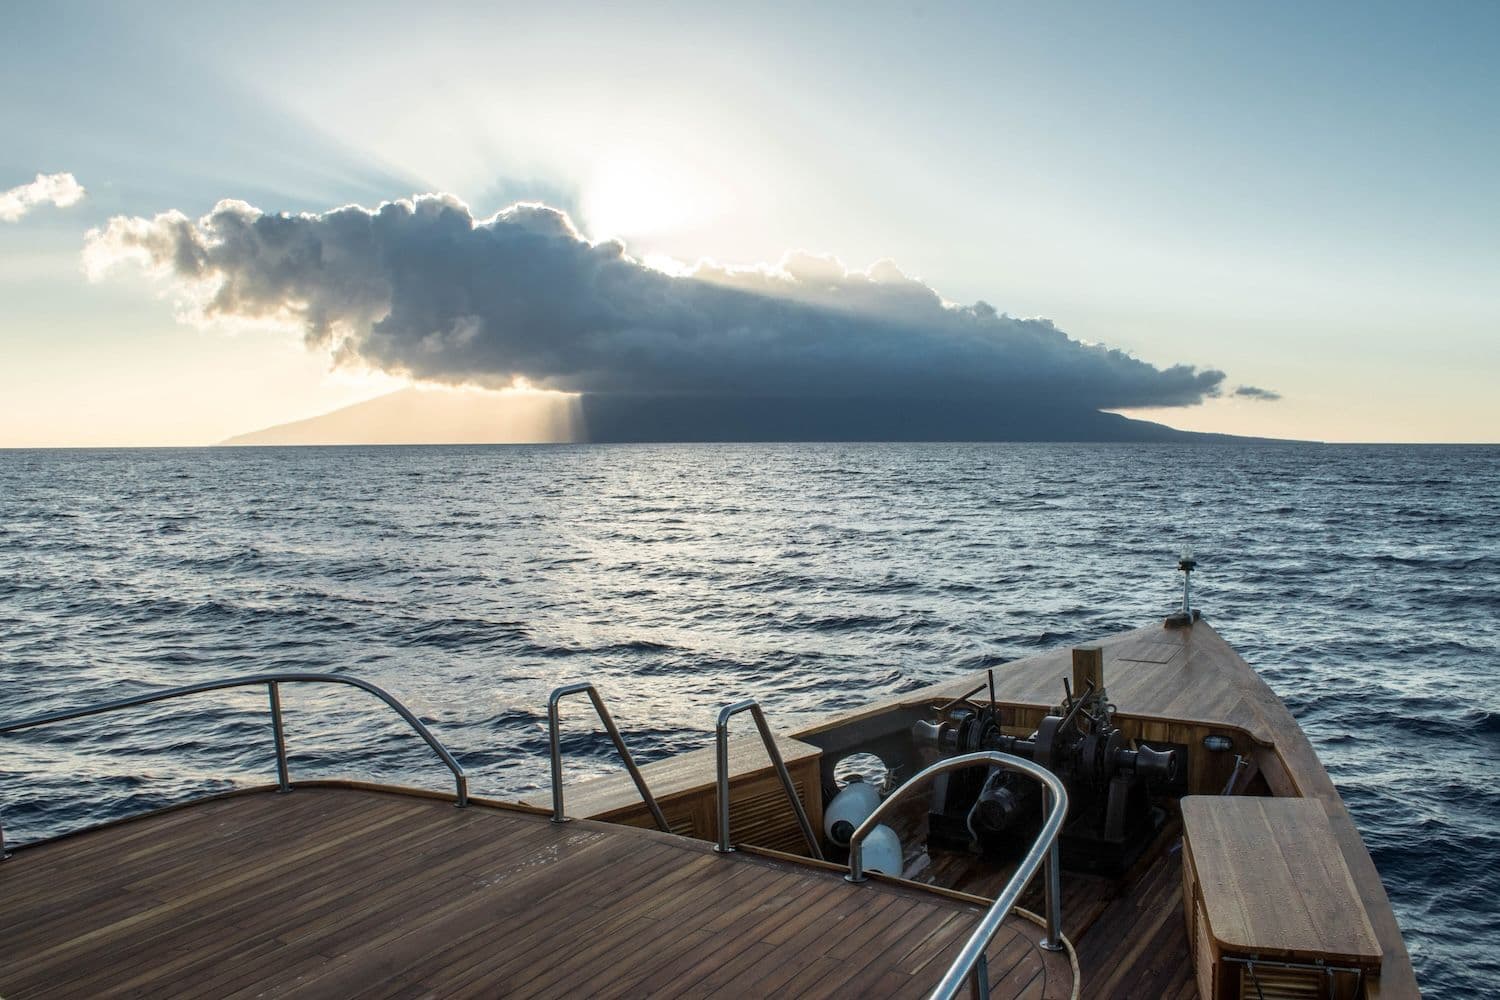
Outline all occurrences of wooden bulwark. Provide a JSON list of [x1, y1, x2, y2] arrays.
[[0, 785, 1072, 999]]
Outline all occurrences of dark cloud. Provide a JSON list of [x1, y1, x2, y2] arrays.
[[1233, 384, 1282, 401], [86, 194, 1226, 408], [472, 176, 581, 223]]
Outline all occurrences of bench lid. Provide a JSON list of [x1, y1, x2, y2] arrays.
[[1182, 795, 1383, 967]]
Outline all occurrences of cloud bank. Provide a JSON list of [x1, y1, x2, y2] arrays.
[[1233, 385, 1282, 401], [1, 173, 86, 223], [84, 194, 1229, 408]]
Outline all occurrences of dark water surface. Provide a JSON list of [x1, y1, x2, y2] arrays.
[[1, 443, 1496, 995]]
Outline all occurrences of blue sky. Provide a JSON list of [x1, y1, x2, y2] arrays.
[[2, 1, 1496, 444]]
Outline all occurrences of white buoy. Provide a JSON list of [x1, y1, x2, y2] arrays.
[[824, 775, 880, 846], [861, 823, 903, 876]]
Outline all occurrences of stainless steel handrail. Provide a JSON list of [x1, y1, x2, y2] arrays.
[[844, 751, 1068, 1000], [547, 682, 669, 833], [713, 699, 823, 860], [0, 673, 470, 828]]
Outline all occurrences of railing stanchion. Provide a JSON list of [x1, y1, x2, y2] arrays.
[[547, 683, 669, 833], [715, 713, 733, 853], [268, 682, 291, 793], [1041, 783, 1064, 952], [713, 699, 822, 860], [548, 692, 567, 823]]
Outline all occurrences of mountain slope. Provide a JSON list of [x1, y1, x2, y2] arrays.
[[222, 387, 580, 445], [225, 388, 1288, 445]]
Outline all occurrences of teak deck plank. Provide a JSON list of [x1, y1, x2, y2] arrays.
[[15, 800, 427, 984], [658, 875, 804, 996], [0, 785, 1069, 999], [444, 848, 720, 991], [1073, 839, 1194, 1000]]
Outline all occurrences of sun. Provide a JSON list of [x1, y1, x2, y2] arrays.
[[580, 152, 721, 242]]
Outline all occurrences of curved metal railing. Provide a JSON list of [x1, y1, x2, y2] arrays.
[[713, 698, 823, 859], [547, 682, 670, 833], [0, 672, 469, 854], [844, 751, 1069, 1000]]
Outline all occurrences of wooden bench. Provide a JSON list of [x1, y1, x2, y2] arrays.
[[1181, 796, 1383, 999]]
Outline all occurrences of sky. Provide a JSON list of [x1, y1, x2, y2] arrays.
[[1, 0, 1496, 446]]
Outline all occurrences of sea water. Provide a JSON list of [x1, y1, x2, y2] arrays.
[[1, 442, 1495, 995]]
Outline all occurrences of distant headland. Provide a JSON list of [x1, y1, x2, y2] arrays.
[[222, 387, 1295, 446]]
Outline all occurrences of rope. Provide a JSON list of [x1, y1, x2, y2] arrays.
[[1012, 906, 1081, 1000]]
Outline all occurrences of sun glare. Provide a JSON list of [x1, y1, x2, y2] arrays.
[[581, 153, 721, 241], [641, 253, 694, 277]]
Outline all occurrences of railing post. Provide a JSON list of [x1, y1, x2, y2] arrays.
[[548, 689, 568, 823], [969, 952, 989, 999], [547, 683, 669, 832], [715, 713, 734, 853], [268, 682, 291, 793], [1041, 785, 1064, 952], [713, 700, 823, 860]]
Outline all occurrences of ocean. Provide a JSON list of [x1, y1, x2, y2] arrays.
[[1, 442, 1495, 995]]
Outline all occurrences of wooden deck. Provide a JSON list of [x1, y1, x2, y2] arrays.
[[0, 785, 1072, 999], [797, 621, 1420, 998], [912, 819, 1195, 1000], [1072, 843, 1196, 1000]]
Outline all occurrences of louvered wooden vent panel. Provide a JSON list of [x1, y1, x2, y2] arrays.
[[615, 806, 697, 838], [1237, 964, 1325, 1000], [600, 758, 823, 858], [728, 778, 811, 855]]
